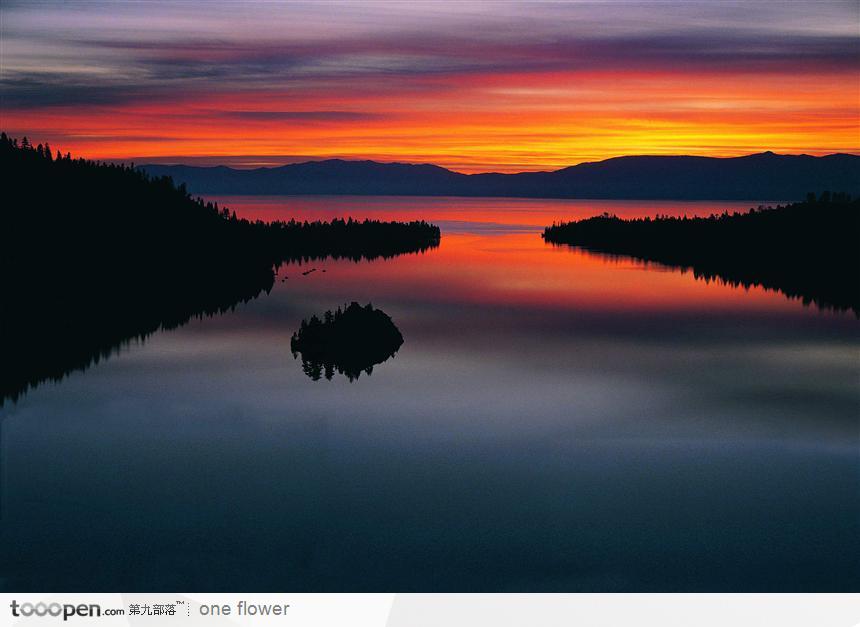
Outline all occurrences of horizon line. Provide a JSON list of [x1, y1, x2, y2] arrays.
[[3, 132, 857, 174], [127, 150, 860, 175]]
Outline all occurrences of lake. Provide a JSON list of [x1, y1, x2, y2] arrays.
[[1, 196, 857, 591]]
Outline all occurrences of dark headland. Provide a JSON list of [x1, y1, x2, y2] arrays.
[[142, 152, 860, 200], [0, 134, 439, 404], [543, 194, 860, 315]]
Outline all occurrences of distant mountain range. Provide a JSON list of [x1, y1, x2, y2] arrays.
[[141, 152, 860, 200]]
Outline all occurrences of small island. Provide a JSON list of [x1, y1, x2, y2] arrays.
[[542, 194, 860, 314], [290, 303, 404, 381], [0, 134, 438, 403]]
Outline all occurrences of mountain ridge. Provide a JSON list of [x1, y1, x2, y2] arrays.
[[141, 151, 860, 200]]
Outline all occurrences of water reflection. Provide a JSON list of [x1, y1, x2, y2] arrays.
[[1, 196, 857, 592], [1, 265, 275, 408], [2, 246, 431, 407]]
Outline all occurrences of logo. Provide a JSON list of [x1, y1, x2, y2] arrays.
[[10, 601, 101, 621]]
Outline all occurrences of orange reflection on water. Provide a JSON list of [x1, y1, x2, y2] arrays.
[[214, 195, 784, 229], [213, 196, 799, 313], [287, 231, 801, 314], [214, 195, 808, 316]]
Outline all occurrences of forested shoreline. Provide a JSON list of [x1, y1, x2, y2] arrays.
[[0, 134, 439, 403], [543, 195, 860, 314]]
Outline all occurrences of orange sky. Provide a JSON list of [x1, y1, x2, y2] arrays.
[[2, 2, 858, 172]]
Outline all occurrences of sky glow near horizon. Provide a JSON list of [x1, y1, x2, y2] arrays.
[[1, 0, 858, 172]]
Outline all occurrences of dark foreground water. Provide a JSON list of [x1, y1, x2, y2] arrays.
[[1, 197, 857, 591]]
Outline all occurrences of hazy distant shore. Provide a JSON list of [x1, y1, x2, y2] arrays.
[[141, 152, 860, 200]]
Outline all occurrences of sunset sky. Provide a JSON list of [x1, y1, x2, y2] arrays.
[[1, 1, 858, 172]]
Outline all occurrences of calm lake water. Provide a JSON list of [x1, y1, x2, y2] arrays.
[[1, 196, 858, 591]]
